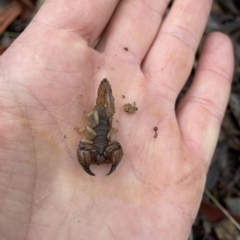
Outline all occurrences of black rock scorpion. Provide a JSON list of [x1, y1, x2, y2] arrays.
[[77, 78, 123, 176]]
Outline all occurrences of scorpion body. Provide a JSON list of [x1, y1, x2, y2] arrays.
[[77, 78, 123, 176], [92, 105, 110, 164]]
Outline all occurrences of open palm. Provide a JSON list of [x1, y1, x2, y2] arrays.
[[0, 0, 233, 239]]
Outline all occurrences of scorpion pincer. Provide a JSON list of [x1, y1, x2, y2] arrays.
[[77, 78, 123, 176]]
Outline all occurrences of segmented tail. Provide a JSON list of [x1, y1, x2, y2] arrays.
[[96, 78, 115, 118]]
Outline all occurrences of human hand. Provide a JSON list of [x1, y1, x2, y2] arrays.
[[0, 0, 233, 239]]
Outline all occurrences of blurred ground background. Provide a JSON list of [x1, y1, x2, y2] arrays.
[[1, 0, 240, 239]]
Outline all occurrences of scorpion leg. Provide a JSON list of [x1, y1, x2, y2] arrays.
[[75, 109, 99, 136], [104, 141, 123, 175], [84, 126, 97, 141], [77, 142, 97, 176], [77, 126, 96, 141], [107, 129, 114, 142], [107, 127, 117, 142], [82, 139, 93, 144], [77, 108, 99, 141], [87, 109, 99, 128]]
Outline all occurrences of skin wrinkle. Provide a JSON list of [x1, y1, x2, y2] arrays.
[[55, 213, 70, 240], [174, 0, 212, 13], [145, 92, 174, 114], [181, 137, 210, 175], [94, 206, 116, 239], [34, 163, 62, 195], [0, 170, 32, 183], [98, 0, 166, 65], [33, 201, 64, 215], [9, 122, 32, 157], [146, 49, 192, 87], [145, 72, 177, 96], [146, 75, 177, 99], [124, 155, 146, 185], [3, 198, 30, 222], [13, 28, 91, 74], [104, 44, 141, 65], [132, 152, 150, 184], [30, 66, 83, 74], [198, 66, 233, 84], [128, 150, 148, 182], [86, 191, 102, 221], [60, 97, 81, 123], [32, 178, 60, 210], [30, 223, 49, 239], [141, 0, 169, 15], [34, 1, 119, 45], [2, 74, 78, 149], [31, 18, 56, 30], [1, 187, 30, 221], [176, 205, 193, 235], [2, 147, 31, 164], [161, 24, 197, 53], [181, 96, 224, 127], [133, 0, 166, 19], [22, 24, 87, 62]]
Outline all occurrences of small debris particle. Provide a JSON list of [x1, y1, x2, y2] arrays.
[[153, 126, 158, 138], [122, 95, 125, 98], [124, 47, 128, 51], [123, 102, 138, 113]]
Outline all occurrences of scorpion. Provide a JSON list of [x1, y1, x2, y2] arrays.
[[77, 78, 123, 176]]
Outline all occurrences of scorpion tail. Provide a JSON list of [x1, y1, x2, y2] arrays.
[[96, 78, 115, 118]]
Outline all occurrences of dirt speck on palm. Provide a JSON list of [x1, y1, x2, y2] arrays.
[[123, 102, 138, 113]]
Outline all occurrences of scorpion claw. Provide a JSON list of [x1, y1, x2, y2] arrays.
[[105, 141, 123, 176], [106, 164, 117, 176], [77, 142, 97, 176], [81, 165, 95, 176]]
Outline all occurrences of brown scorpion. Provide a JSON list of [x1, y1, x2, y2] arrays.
[[77, 78, 123, 176]]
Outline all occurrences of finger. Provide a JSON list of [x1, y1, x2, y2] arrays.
[[96, 0, 170, 64], [31, 0, 120, 46], [142, 0, 212, 105], [176, 32, 234, 163]]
